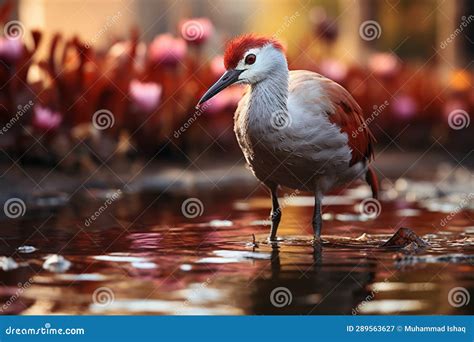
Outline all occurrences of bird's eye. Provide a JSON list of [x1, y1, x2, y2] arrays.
[[245, 54, 256, 65]]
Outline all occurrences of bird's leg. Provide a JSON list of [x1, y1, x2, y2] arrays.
[[266, 182, 281, 242], [312, 191, 323, 242]]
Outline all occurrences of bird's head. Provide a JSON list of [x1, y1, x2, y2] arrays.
[[197, 35, 286, 106]]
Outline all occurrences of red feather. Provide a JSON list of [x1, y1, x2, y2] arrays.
[[223, 34, 284, 69], [320, 76, 375, 166]]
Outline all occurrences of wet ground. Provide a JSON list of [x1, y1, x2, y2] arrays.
[[0, 166, 473, 315]]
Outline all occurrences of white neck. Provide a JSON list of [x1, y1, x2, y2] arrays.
[[248, 66, 289, 114]]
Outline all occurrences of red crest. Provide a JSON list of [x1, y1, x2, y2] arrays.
[[223, 35, 284, 69]]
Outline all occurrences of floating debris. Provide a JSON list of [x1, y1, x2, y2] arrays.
[[355, 233, 369, 241], [196, 257, 240, 264], [423, 233, 439, 240], [42, 255, 72, 273], [93, 255, 149, 263], [180, 264, 193, 271], [197, 250, 271, 264], [382, 227, 428, 249], [54, 273, 107, 281], [370, 281, 436, 292], [208, 220, 233, 227], [396, 208, 422, 217], [17, 245, 37, 254], [213, 250, 270, 260], [397, 253, 474, 267], [321, 212, 334, 220], [245, 234, 259, 248], [131, 262, 157, 269], [0, 256, 19, 271], [464, 227, 474, 234]]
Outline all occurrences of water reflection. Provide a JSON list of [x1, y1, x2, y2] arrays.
[[0, 181, 473, 315], [250, 244, 376, 314]]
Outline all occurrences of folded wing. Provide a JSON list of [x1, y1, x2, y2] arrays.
[[290, 70, 375, 166]]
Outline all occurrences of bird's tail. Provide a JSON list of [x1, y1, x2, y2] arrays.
[[365, 166, 379, 199]]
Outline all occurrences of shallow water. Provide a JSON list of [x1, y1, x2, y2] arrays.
[[0, 180, 473, 315]]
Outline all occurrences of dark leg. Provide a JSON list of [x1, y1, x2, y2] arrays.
[[312, 191, 323, 241], [265, 182, 281, 241]]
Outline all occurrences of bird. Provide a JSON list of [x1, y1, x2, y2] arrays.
[[197, 35, 378, 242]]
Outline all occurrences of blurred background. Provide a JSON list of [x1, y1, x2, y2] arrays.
[[0, 0, 472, 176], [0, 0, 473, 316]]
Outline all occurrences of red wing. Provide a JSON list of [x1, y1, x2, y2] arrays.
[[318, 75, 375, 166]]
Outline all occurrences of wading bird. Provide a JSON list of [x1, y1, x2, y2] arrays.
[[197, 35, 378, 242]]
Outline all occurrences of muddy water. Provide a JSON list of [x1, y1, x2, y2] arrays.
[[0, 180, 473, 315]]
